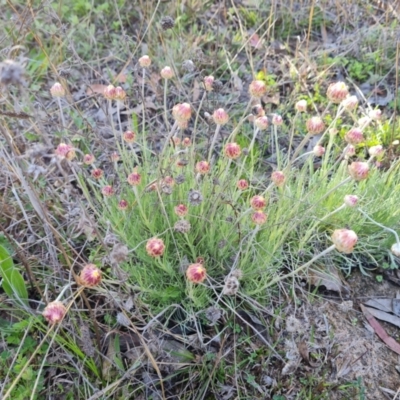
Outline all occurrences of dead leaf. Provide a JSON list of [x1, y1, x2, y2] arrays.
[[307, 264, 350, 293], [249, 33, 263, 49], [360, 304, 400, 356], [362, 305, 400, 329], [192, 79, 201, 103]]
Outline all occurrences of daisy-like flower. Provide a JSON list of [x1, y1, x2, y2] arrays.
[[186, 263, 207, 283], [79, 264, 102, 287], [43, 301, 67, 324], [146, 238, 165, 257]]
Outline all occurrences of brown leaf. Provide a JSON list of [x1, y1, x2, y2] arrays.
[[362, 305, 400, 329], [360, 304, 400, 356], [307, 264, 350, 293]]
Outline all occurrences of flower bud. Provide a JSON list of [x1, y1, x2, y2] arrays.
[[313, 145, 325, 157], [43, 301, 66, 324], [174, 204, 188, 217], [50, 82, 65, 98], [79, 264, 102, 287], [326, 82, 349, 103], [127, 170, 141, 186], [195, 160, 210, 174], [368, 145, 383, 157], [250, 195, 266, 210], [188, 189, 203, 205], [271, 170, 286, 187], [249, 80, 267, 98], [83, 154, 95, 165], [348, 161, 369, 181], [344, 128, 364, 145], [101, 185, 114, 197], [146, 238, 165, 257], [182, 137, 191, 147], [331, 229, 358, 253], [103, 84, 116, 100], [357, 116, 370, 128], [91, 168, 103, 179], [295, 99, 307, 112], [118, 199, 129, 210], [110, 152, 120, 162], [251, 211, 267, 225], [254, 116, 269, 130], [161, 66, 174, 79], [306, 117, 325, 135], [369, 109, 382, 120], [186, 263, 207, 283], [114, 86, 126, 101], [123, 131, 136, 143], [341, 95, 358, 110], [204, 75, 214, 91], [224, 142, 241, 159], [272, 114, 283, 126], [172, 103, 191, 123], [56, 143, 75, 160], [237, 179, 249, 190], [344, 195, 359, 207], [343, 145, 355, 158], [174, 219, 191, 233], [139, 55, 151, 68], [212, 108, 229, 125]]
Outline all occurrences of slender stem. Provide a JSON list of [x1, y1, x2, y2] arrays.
[[163, 79, 169, 130], [116, 101, 123, 135], [141, 67, 146, 151], [286, 111, 299, 163], [273, 124, 281, 169], [208, 124, 221, 162], [57, 97, 66, 130]]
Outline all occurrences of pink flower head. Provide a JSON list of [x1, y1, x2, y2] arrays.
[[43, 301, 67, 324], [212, 108, 229, 125], [271, 170, 286, 187], [369, 109, 382, 120], [195, 161, 210, 174], [348, 161, 369, 181], [327, 81, 349, 103], [251, 211, 267, 225], [146, 238, 165, 257], [103, 84, 116, 100], [358, 116, 370, 128], [161, 66, 174, 79], [306, 117, 325, 135], [313, 145, 325, 157], [186, 263, 207, 283], [101, 185, 114, 197], [254, 116, 269, 130], [344, 128, 364, 145], [139, 55, 151, 68], [114, 86, 126, 101], [249, 80, 267, 98], [123, 130, 136, 143], [118, 199, 129, 210], [204, 75, 214, 91], [272, 114, 283, 126], [343, 145, 355, 158], [172, 103, 191, 123], [224, 142, 241, 159], [127, 170, 141, 186], [182, 137, 192, 147], [50, 82, 65, 98], [83, 154, 95, 165], [295, 100, 307, 112], [368, 145, 384, 157], [250, 195, 266, 210], [162, 176, 175, 187], [344, 195, 359, 207], [171, 137, 181, 146], [110, 152, 120, 162], [237, 179, 249, 190], [331, 229, 358, 253], [56, 143, 76, 160], [91, 168, 104, 179], [174, 204, 188, 217], [342, 95, 358, 110], [79, 263, 102, 287]]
